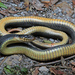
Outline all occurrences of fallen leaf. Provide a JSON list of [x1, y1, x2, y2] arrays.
[[13, 0, 20, 4], [24, 0, 29, 11], [70, 61, 75, 66], [41, 0, 50, 3], [70, 61, 75, 73], [29, 0, 44, 10], [40, 0, 50, 8], [0, 11, 8, 16], [41, 0, 59, 8], [69, 38, 72, 44], [32, 67, 39, 75], [50, 67, 65, 75], [15, 7, 23, 10], [72, 66, 75, 73], [53, 1, 73, 16], [44, 3, 49, 8], [8, 10, 18, 14], [61, 56, 66, 66], [24, 0, 29, 6], [72, 0, 75, 7], [49, 0, 59, 6]]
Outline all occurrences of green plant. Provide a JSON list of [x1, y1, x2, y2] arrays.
[[0, 2, 7, 8], [3, 65, 28, 75]]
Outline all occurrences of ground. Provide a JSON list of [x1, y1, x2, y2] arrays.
[[0, 0, 75, 75]]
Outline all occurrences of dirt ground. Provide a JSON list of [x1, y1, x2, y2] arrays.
[[0, 0, 75, 75]]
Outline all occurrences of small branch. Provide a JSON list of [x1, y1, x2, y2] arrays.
[[47, 65, 71, 69], [0, 56, 7, 66], [32, 55, 75, 67]]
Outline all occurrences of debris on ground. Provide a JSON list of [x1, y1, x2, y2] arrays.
[[0, 0, 75, 75]]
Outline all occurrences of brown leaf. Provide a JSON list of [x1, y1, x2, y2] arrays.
[[72, 0, 75, 5], [44, 3, 49, 8], [0, 11, 8, 16], [41, 0, 50, 8], [71, 62, 75, 66], [53, 1, 73, 16], [24, 0, 29, 11], [72, 0, 75, 7], [15, 7, 23, 10], [30, 0, 44, 10], [8, 10, 18, 14], [61, 56, 66, 66], [41, 0, 50, 3], [69, 38, 72, 44], [70, 61, 75, 73], [49, 0, 59, 6], [32, 67, 39, 75], [41, 0, 59, 8], [13, 0, 20, 4], [72, 66, 75, 73], [50, 67, 65, 75], [24, 0, 29, 6], [26, 7, 29, 11]]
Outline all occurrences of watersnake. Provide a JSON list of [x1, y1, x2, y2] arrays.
[[0, 16, 75, 61]]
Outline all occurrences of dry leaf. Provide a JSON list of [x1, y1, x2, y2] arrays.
[[24, 0, 29, 6], [41, 0, 59, 8], [72, 0, 75, 4], [26, 7, 29, 11], [49, 0, 59, 6], [41, 0, 50, 8], [71, 62, 75, 66], [15, 7, 23, 10], [72, 0, 75, 7], [50, 67, 65, 75], [8, 10, 18, 14], [53, 1, 73, 16], [13, 0, 20, 4], [24, 0, 29, 11], [44, 3, 49, 8], [72, 67, 75, 73], [29, 0, 44, 10], [70, 61, 75, 73], [0, 11, 8, 16], [41, 0, 50, 3], [32, 67, 39, 75], [69, 38, 72, 44], [61, 56, 66, 66]]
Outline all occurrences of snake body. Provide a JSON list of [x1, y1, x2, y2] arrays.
[[0, 16, 75, 61]]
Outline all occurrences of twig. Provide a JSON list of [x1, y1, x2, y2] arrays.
[[47, 65, 71, 69], [32, 55, 75, 67], [64, 55, 75, 60], [0, 56, 7, 66]]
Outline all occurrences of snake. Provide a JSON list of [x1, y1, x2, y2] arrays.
[[0, 16, 75, 61]]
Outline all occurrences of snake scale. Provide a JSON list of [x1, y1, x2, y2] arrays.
[[0, 16, 75, 61]]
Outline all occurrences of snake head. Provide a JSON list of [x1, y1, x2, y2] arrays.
[[15, 34, 35, 42]]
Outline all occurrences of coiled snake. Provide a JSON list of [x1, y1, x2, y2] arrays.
[[0, 16, 75, 61]]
